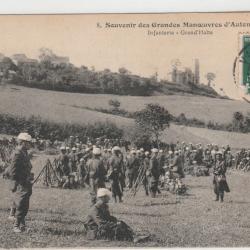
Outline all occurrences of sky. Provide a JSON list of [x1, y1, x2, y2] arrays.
[[0, 13, 249, 99]]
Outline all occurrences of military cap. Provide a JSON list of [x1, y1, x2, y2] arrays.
[[151, 148, 158, 153], [112, 146, 121, 152], [17, 132, 32, 142], [215, 151, 223, 155], [93, 147, 101, 155], [97, 188, 112, 198]]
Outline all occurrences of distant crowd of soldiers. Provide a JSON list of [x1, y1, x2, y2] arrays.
[[51, 136, 249, 203]]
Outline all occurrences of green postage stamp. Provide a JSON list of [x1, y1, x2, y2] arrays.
[[242, 35, 250, 94]]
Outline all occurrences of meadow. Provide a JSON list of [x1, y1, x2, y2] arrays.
[[1, 153, 250, 248], [1, 84, 250, 149], [1, 84, 249, 125]]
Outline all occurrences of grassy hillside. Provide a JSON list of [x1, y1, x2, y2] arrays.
[[0, 84, 250, 148], [1, 84, 249, 124], [1, 153, 250, 247]]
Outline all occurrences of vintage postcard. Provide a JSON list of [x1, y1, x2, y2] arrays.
[[0, 12, 250, 248]]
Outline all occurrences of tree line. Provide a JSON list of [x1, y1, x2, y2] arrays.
[[0, 48, 221, 97]]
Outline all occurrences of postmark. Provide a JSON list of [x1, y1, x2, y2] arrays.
[[233, 33, 250, 100]]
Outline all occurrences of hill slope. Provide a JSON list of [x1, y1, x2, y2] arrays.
[[1, 84, 250, 149], [1, 84, 249, 124]]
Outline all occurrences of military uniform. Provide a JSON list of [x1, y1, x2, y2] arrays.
[[107, 154, 123, 202], [126, 155, 140, 189], [213, 159, 230, 202], [57, 153, 70, 177], [77, 160, 86, 187], [86, 158, 106, 204], [84, 199, 134, 241], [68, 152, 78, 173], [8, 146, 33, 229], [143, 156, 150, 196], [149, 155, 160, 197], [171, 154, 184, 178]]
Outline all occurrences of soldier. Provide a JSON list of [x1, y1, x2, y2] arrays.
[[69, 147, 78, 173], [83, 188, 136, 242], [225, 151, 233, 168], [149, 148, 160, 198], [77, 158, 87, 187], [171, 151, 184, 179], [57, 146, 70, 177], [126, 150, 139, 189], [107, 146, 124, 203], [143, 151, 150, 196], [203, 149, 213, 168], [8, 132, 33, 233], [86, 147, 107, 205], [213, 152, 230, 202], [157, 149, 165, 176]]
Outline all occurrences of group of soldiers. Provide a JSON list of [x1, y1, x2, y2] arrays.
[[234, 148, 250, 171], [2, 132, 249, 237]]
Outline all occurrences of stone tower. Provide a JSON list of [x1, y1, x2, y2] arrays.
[[194, 59, 200, 84]]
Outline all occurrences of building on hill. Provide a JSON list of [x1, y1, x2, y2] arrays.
[[171, 67, 195, 84], [194, 59, 200, 84], [50, 56, 70, 66], [171, 58, 200, 85], [0, 53, 5, 62], [11, 54, 38, 65]]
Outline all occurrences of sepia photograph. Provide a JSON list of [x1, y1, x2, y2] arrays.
[[0, 12, 250, 248]]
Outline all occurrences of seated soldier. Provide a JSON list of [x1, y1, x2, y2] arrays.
[[84, 188, 138, 242]]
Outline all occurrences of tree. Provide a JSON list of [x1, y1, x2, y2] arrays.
[[135, 103, 171, 148], [205, 72, 216, 87], [244, 112, 250, 132], [118, 67, 130, 75], [232, 111, 244, 132], [108, 99, 121, 110]]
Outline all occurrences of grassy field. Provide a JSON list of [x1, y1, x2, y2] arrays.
[[1, 84, 249, 124], [1, 84, 250, 148], [161, 125, 250, 150], [1, 153, 250, 248]]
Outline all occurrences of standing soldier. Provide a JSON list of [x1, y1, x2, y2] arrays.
[[126, 150, 139, 189], [69, 147, 78, 173], [77, 158, 87, 187], [157, 149, 165, 177], [213, 152, 230, 202], [8, 132, 33, 233], [171, 150, 185, 179], [57, 146, 70, 178], [86, 147, 107, 205], [107, 146, 124, 203], [143, 151, 150, 196], [149, 148, 160, 198]]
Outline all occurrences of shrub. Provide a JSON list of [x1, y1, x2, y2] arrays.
[[0, 113, 123, 141]]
